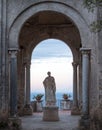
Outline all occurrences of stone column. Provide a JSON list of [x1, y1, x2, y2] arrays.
[[8, 50, 22, 128], [0, 0, 9, 119], [23, 61, 33, 115], [25, 62, 31, 104], [17, 60, 25, 116], [71, 62, 80, 115], [79, 48, 90, 128], [9, 50, 18, 117], [79, 61, 82, 110]]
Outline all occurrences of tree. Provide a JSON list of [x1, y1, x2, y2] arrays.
[[83, 0, 102, 32], [84, 0, 102, 11]]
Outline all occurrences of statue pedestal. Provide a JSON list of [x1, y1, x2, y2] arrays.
[[60, 100, 71, 110], [36, 101, 43, 112], [43, 106, 59, 121]]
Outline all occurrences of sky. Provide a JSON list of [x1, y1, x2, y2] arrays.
[[30, 39, 73, 94]]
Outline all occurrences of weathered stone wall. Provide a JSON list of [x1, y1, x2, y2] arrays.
[[0, 0, 9, 119], [98, 6, 102, 109], [7, 0, 95, 29], [88, 6, 102, 130], [7, 0, 95, 47], [0, 0, 2, 112]]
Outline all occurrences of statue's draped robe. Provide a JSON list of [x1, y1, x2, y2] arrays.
[[43, 76, 56, 105]]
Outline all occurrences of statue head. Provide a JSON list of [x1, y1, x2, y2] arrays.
[[47, 71, 51, 76]]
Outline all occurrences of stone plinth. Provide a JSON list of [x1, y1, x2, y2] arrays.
[[43, 106, 59, 121], [36, 101, 43, 112], [23, 104, 33, 115], [60, 100, 71, 110]]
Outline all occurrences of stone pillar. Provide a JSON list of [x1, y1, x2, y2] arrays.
[[0, 0, 9, 120], [72, 62, 78, 107], [25, 62, 31, 105], [79, 61, 82, 111], [71, 62, 80, 115], [8, 49, 21, 129], [23, 61, 33, 115], [79, 48, 91, 129], [17, 53, 25, 116], [9, 50, 18, 117]]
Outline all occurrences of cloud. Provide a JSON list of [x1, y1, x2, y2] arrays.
[[32, 39, 73, 59], [31, 57, 72, 64]]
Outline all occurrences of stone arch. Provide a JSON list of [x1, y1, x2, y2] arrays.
[[8, 1, 90, 49], [8, 2, 91, 126]]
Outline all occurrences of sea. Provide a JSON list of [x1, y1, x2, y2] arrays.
[[31, 92, 73, 107]]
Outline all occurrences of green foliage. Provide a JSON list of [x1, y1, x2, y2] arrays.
[[62, 93, 71, 100], [83, 0, 102, 32], [90, 20, 102, 32], [33, 94, 44, 101], [84, 0, 102, 11]]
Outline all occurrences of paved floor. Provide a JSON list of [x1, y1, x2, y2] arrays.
[[21, 111, 80, 130]]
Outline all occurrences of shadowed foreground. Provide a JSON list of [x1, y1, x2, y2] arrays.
[[21, 111, 80, 130]]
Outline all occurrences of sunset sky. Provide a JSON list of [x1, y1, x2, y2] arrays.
[[30, 39, 73, 94]]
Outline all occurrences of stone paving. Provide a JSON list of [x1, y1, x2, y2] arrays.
[[21, 110, 80, 130]]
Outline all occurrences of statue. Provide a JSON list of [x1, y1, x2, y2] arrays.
[[43, 71, 56, 106]]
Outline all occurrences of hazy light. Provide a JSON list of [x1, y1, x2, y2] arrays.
[[30, 39, 73, 94]]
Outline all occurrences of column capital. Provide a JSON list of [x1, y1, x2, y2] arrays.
[[72, 62, 78, 67], [80, 48, 91, 55], [8, 49, 18, 58]]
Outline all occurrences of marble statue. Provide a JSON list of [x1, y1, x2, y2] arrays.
[[43, 71, 56, 106]]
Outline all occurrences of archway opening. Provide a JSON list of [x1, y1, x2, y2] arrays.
[[17, 8, 82, 125], [30, 38, 73, 108], [18, 10, 81, 112]]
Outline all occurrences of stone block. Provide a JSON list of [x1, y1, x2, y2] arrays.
[[43, 106, 59, 121], [36, 101, 43, 112]]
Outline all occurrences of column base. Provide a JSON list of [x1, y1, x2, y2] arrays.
[[17, 105, 24, 116], [0, 110, 8, 121], [8, 117, 22, 130], [43, 106, 59, 121], [79, 115, 90, 130], [31, 101, 37, 112], [71, 107, 81, 115], [23, 104, 33, 115]]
